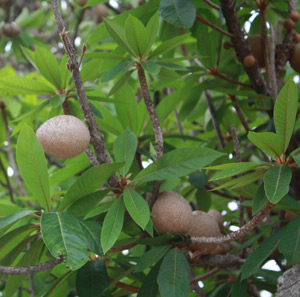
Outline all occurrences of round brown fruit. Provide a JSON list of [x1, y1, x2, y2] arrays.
[[290, 43, 300, 73], [290, 11, 300, 22], [152, 191, 192, 235], [187, 211, 221, 254], [284, 18, 295, 30], [95, 4, 108, 23], [36, 115, 90, 159], [77, 0, 88, 7], [3, 23, 20, 38], [223, 41, 232, 50], [0, 0, 9, 8], [243, 55, 256, 67], [207, 209, 225, 230], [247, 35, 265, 67]]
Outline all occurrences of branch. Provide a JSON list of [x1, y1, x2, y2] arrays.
[[191, 268, 221, 283], [201, 0, 220, 10], [191, 254, 245, 268], [0, 257, 63, 275], [219, 0, 269, 96], [269, 25, 278, 102], [196, 15, 232, 38], [51, 0, 119, 188], [190, 202, 275, 245]]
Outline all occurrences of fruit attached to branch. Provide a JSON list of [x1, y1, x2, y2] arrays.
[[3, 23, 20, 38], [290, 43, 300, 73]]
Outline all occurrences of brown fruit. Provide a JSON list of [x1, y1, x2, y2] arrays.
[[290, 11, 300, 22], [207, 209, 225, 230], [0, 0, 9, 8], [36, 115, 90, 159], [223, 42, 232, 50], [243, 55, 256, 67], [152, 191, 192, 235], [293, 33, 300, 43], [33, 1, 42, 10], [77, 0, 88, 7], [95, 4, 108, 23], [247, 35, 267, 67], [3, 23, 20, 38], [211, 242, 230, 255], [290, 43, 300, 73], [188, 211, 221, 254], [284, 18, 295, 30]]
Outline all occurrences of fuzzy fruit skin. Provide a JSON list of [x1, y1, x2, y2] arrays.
[[36, 115, 90, 159], [77, 0, 88, 7], [290, 11, 300, 22], [152, 191, 192, 235], [293, 33, 300, 43], [290, 43, 300, 73], [95, 4, 108, 23], [3, 23, 20, 38], [243, 55, 256, 67], [188, 211, 221, 254], [247, 35, 265, 67], [207, 209, 225, 230], [284, 18, 295, 30]]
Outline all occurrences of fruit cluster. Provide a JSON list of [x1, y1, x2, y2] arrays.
[[152, 191, 228, 255]]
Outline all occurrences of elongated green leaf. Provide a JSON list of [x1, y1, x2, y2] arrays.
[[231, 274, 247, 297], [134, 147, 224, 183], [274, 80, 298, 153], [103, 18, 137, 57], [241, 231, 281, 280], [159, 0, 196, 29], [59, 162, 124, 211], [49, 94, 66, 108], [21, 46, 36, 68], [85, 52, 129, 60], [136, 245, 170, 272], [76, 259, 110, 297], [108, 70, 134, 96], [146, 12, 160, 55], [264, 165, 292, 203], [124, 15, 149, 58], [101, 61, 135, 83], [248, 132, 283, 158], [0, 77, 55, 95], [16, 125, 51, 210], [209, 162, 267, 181], [79, 220, 103, 256], [141, 60, 161, 74], [0, 210, 36, 229], [252, 184, 268, 215], [35, 46, 62, 89], [148, 34, 190, 59], [41, 212, 89, 270], [278, 218, 300, 264], [101, 198, 125, 254], [123, 188, 150, 230], [157, 248, 190, 297], [137, 261, 161, 297], [113, 129, 137, 175]]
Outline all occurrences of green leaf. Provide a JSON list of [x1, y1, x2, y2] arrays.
[[0, 77, 55, 95], [21, 46, 36, 68], [252, 184, 268, 215], [241, 231, 281, 280], [35, 46, 62, 89], [123, 188, 150, 230], [274, 80, 298, 153], [209, 162, 267, 181], [49, 94, 66, 108], [137, 261, 161, 297], [108, 70, 134, 96], [76, 259, 110, 297], [148, 34, 190, 59], [247, 131, 283, 158], [264, 165, 292, 204], [159, 0, 196, 29], [146, 12, 160, 54], [0, 210, 36, 229], [113, 129, 137, 175], [16, 125, 51, 210], [278, 218, 300, 264], [157, 248, 190, 297], [101, 198, 125, 254], [231, 274, 247, 297], [141, 60, 161, 74], [136, 245, 170, 272], [103, 18, 137, 57], [124, 15, 149, 58], [101, 61, 135, 83], [79, 220, 103, 256], [41, 212, 89, 270], [134, 147, 224, 183], [59, 162, 124, 211], [189, 173, 207, 190]]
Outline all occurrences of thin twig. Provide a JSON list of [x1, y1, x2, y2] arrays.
[[228, 95, 250, 132], [269, 25, 278, 102], [191, 268, 221, 283], [191, 254, 246, 268], [73, 8, 86, 47], [196, 15, 232, 38], [202, 0, 220, 10], [0, 257, 63, 275], [190, 202, 275, 245]]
